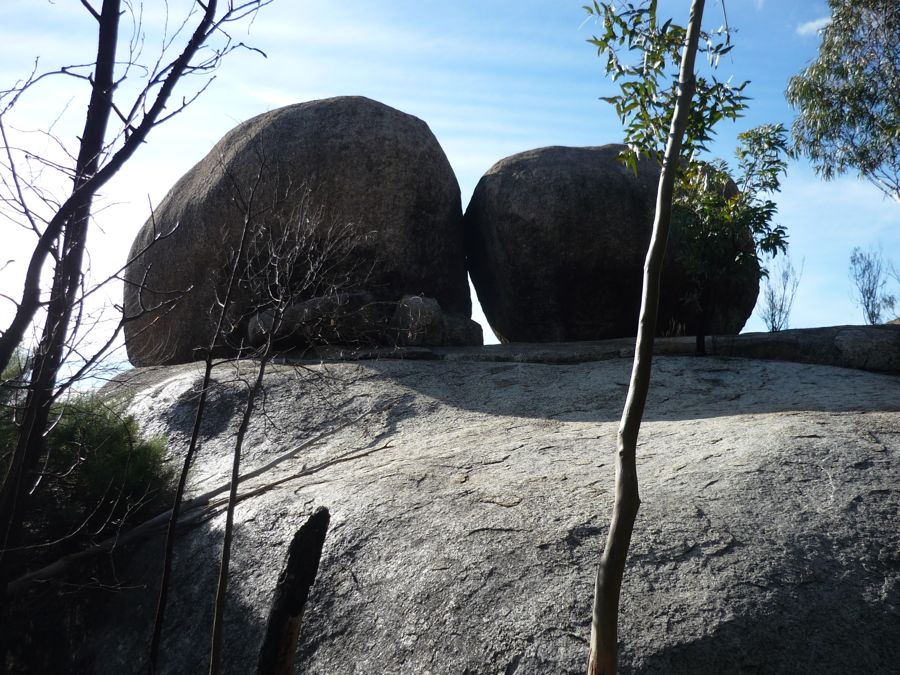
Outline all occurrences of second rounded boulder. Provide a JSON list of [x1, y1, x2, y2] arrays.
[[464, 144, 759, 343]]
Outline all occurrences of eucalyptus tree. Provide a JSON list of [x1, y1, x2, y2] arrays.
[[787, 0, 900, 203], [583, 0, 774, 671], [674, 123, 790, 352]]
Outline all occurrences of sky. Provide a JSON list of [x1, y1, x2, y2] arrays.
[[1, 0, 898, 361]]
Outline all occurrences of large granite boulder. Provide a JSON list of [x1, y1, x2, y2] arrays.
[[31, 349, 898, 674], [123, 96, 478, 366], [464, 145, 758, 342]]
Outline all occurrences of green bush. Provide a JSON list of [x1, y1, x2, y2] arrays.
[[36, 396, 170, 533], [0, 348, 31, 482], [0, 347, 30, 412], [1, 388, 170, 550], [1, 361, 171, 673]]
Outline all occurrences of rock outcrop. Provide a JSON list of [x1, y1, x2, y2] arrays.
[[424, 324, 900, 374], [464, 145, 758, 342], [123, 96, 479, 366], [58, 337, 900, 674], [702, 324, 900, 373]]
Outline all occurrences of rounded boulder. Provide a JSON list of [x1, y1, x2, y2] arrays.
[[123, 96, 475, 366], [464, 145, 759, 343]]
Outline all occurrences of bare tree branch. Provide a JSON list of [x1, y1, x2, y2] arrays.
[[0, 0, 271, 375]]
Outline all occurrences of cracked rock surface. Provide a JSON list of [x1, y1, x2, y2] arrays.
[[91, 352, 900, 674]]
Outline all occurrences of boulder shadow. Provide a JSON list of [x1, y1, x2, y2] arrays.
[[353, 352, 900, 424]]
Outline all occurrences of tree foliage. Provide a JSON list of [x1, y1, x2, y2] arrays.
[[586, 0, 748, 171], [587, 1, 790, 352], [786, 0, 900, 202], [677, 126, 789, 268], [673, 124, 790, 347], [0, 395, 169, 550]]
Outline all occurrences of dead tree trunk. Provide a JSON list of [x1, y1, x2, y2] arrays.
[[587, 1, 706, 673], [0, 0, 120, 584], [0, 6, 120, 669], [256, 507, 330, 675]]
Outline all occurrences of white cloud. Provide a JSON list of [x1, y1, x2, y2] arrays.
[[754, 0, 766, 9], [796, 15, 832, 37]]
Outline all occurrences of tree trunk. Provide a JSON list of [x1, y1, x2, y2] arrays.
[[587, 1, 706, 673], [0, 4, 120, 669], [0, 0, 120, 580], [209, 356, 269, 675], [696, 283, 712, 355], [695, 331, 707, 356]]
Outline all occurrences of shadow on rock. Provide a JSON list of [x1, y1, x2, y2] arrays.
[[82, 516, 281, 675], [356, 355, 900, 424], [622, 533, 900, 674]]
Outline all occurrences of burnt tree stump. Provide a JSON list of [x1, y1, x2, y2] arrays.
[[256, 506, 330, 675]]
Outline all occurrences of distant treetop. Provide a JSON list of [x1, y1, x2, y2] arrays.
[[787, 0, 900, 203]]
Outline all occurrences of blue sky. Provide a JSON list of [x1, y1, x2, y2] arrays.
[[1, 0, 898, 351]]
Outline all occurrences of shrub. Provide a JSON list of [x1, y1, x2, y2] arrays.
[[0, 390, 170, 556], [1, 384, 170, 672]]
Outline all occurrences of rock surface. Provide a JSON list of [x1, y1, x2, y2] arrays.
[[75, 340, 900, 674], [246, 292, 482, 350], [464, 145, 758, 342], [231, 324, 900, 374], [704, 324, 900, 373], [123, 96, 477, 366]]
